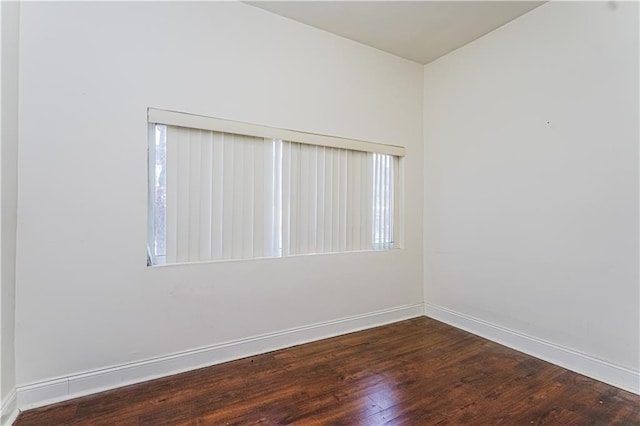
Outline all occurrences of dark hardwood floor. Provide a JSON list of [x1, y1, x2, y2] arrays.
[[15, 317, 640, 425]]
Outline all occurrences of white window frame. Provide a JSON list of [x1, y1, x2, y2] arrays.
[[147, 108, 405, 266]]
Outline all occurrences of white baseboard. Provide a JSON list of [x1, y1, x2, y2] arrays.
[[17, 303, 424, 411], [424, 303, 640, 395], [1, 389, 18, 426]]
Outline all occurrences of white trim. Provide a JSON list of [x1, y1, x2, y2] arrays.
[[424, 303, 640, 395], [1, 389, 18, 426], [17, 303, 424, 410], [148, 108, 406, 157]]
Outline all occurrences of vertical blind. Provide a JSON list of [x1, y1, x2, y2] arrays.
[[165, 128, 279, 262], [148, 110, 403, 265]]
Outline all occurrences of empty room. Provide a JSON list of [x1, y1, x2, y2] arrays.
[[1, 0, 638, 424]]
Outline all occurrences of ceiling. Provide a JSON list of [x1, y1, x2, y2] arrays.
[[246, 1, 545, 64]]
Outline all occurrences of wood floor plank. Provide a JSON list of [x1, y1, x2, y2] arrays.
[[15, 317, 640, 425]]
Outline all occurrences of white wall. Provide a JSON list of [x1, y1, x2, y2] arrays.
[[16, 1, 423, 391], [1, 0, 20, 421], [424, 0, 638, 388], [16, 0, 637, 409]]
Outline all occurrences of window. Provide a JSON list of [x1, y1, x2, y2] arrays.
[[147, 109, 404, 265]]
